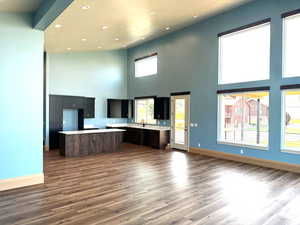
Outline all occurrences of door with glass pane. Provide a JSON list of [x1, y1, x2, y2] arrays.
[[171, 95, 190, 150]]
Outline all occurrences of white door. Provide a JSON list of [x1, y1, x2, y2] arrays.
[[171, 95, 190, 151]]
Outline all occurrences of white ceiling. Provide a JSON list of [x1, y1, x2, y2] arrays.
[[0, 0, 41, 12], [46, 0, 251, 53]]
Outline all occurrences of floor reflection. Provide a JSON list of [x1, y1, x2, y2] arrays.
[[219, 171, 270, 224], [170, 151, 188, 188]]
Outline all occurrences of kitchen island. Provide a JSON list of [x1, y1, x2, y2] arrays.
[[59, 129, 125, 157]]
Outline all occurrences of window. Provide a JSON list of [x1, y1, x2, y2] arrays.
[[135, 98, 156, 124], [135, 54, 157, 77], [218, 21, 270, 84], [282, 90, 300, 152], [283, 13, 300, 77], [218, 91, 269, 148]]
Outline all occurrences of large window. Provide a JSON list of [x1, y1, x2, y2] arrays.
[[135, 54, 157, 77], [218, 91, 269, 148], [282, 90, 300, 152], [218, 21, 270, 84], [283, 13, 300, 77], [135, 98, 156, 124]]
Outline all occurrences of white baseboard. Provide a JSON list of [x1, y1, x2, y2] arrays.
[[0, 173, 44, 191]]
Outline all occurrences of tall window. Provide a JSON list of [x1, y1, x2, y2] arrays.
[[135, 54, 158, 77], [282, 90, 300, 152], [283, 13, 300, 77], [218, 21, 270, 84], [218, 91, 269, 148], [135, 98, 156, 124]]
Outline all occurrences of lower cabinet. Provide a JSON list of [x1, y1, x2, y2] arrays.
[[107, 127, 170, 149]]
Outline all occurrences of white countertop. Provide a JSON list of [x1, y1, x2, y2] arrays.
[[106, 123, 170, 131], [59, 129, 125, 135]]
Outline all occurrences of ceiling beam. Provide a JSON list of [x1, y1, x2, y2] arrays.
[[33, 0, 74, 30]]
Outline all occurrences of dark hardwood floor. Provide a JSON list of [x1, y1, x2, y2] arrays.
[[1, 143, 300, 225]]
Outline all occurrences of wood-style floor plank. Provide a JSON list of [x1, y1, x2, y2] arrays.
[[1, 143, 300, 225]]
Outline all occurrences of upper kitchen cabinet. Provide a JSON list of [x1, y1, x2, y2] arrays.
[[84, 97, 95, 118], [154, 97, 170, 120], [107, 99, 134, 118], [122, 100, 134, 119]]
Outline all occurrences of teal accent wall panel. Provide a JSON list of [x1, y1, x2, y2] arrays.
[[0, 13, 44, 180], [34, 0, 74, 30], [127, 0, 300, 165]]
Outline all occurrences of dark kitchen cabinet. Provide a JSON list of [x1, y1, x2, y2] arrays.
[[62, 96, 84, 109], [107, 99, 122, 118], [121, 100, 134, 119], [107, 99, 134, 118], [84, 97, 95, 118], [154, 97, 170, 120], [106, 125, 170, 149], [49, 95, 96, 149]]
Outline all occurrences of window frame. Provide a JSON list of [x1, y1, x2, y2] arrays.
[[134, 97, 157, 125], [217, 89, 270, 150], [218, 19, 271, 85], [282, 11, 300, 78], [281, 87, 300, 154], [134, 53, 158, 78]]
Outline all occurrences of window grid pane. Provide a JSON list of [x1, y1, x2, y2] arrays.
[[219, 91, 269, 147], [219, 23, 270, 84], [283, 14, 300, 77], [283, 90, 300, 151], [135, 55, 158, 77], [135, 99, 156, 124]]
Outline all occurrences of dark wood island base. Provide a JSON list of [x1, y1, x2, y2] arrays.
[[59, 129, 124, 157]]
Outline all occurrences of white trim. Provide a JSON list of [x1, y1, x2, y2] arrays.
[[217, 141, 268, 151], [0, 173, 44, 192], [282, 149, 300, 155]]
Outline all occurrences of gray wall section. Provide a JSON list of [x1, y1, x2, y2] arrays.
[[45, 50, 128, 146]]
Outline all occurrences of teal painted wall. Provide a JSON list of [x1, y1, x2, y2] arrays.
[[47, 50, 128, 143], [0, 13, 44, 180], [127, 0, 300, 165]]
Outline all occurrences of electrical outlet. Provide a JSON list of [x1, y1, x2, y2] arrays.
[[240, 149, 244, 154], [191, 123, 194, 127], [198, 143, 201, 147], [195, 123, 198, 127]]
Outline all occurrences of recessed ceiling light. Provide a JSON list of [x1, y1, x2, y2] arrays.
[[102, 25, 109, 30], [115, 38, 119, 41], [81, 5, 90, 10], [165, 27, 170, 30], [67, 48, 71, 51], [193, 15, 198, 18], [97, 46, 102, 49], [81, 38, 87, 42], [55, 24, 62, 28]]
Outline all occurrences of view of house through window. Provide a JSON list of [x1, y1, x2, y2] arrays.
[[283, 90, 300, 151], [135, 98, 156, 124], [219, 91, 269, 147]]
